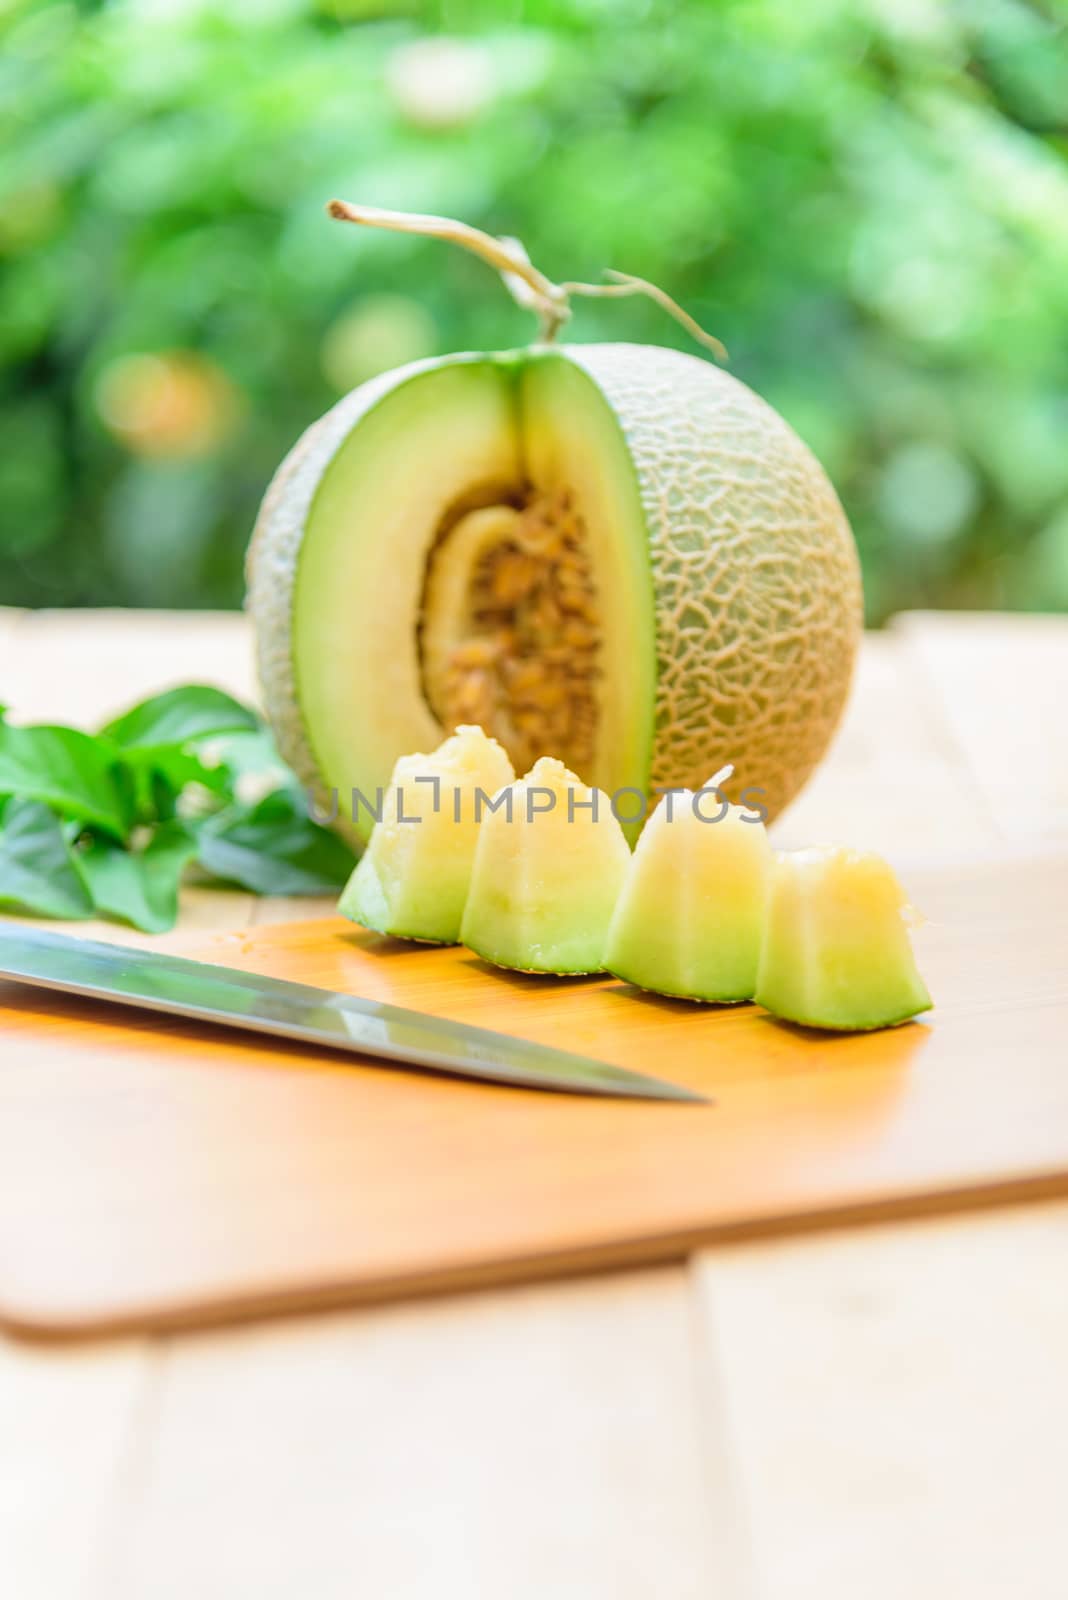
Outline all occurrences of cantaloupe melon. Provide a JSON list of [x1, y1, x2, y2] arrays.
[[604, 776, 772, 1002], [460, 756, 630, 974], [248, 204, 863, 847], [754, 847, 932, 1031], [338, 723, 513, 943]]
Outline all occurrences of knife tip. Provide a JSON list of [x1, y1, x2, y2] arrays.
[[631, 1078, 711, 1105]]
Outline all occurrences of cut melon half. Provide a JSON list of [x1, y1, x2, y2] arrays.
[[754, 846, 933, 1031], [254, 351, 655, 848], [249, 343, 862, 849], [338, 724, 513, 943], [605, 784, 771, 1002], [460, 756, 631, 974]]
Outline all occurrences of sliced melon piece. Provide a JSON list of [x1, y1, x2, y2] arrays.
[[754, 846, 933, 1031], [338, 724, 513, 943], [460, 756, 631, 974], [249, 343, 862, 847], [605, 784, 771, 1001]]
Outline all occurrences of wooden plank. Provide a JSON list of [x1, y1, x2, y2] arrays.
[[0, 1336, 153, 1600], [0, 612, 262, 1599], [0, 888, 257, 949], [897, 611, 1068, 846], [0, 608, 26, 677], [692, 1201, 1068, 1599], [1, 609, 256, 726], [249, 894, 343, 927], [1, 849, 1064, 1339], [771, 630, 996, 857], [111, 1271, 750, 1600]]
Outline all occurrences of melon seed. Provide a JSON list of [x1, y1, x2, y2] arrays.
[[421, 487, 603, 781]]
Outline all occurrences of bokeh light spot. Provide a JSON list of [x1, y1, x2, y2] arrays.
[[94, 353, 241, 460], [321, 296, 437, 390], [876, 442, 979, 545]]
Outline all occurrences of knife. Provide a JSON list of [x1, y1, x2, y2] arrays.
[[0, 927, 705, 1103]]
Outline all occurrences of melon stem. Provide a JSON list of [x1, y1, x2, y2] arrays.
[[326, 199, 570, 341], [326, 199, 726, 358]]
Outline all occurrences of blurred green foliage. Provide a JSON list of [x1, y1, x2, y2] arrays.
[[2, 0, 1067, 623]]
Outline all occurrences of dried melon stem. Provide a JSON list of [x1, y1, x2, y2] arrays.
[[326, 199, 727, 356], [421, 488, 601, 779]]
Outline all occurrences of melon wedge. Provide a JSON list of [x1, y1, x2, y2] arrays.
[[754, 847, 933, 1031], [460, 756, 631, 974], [338, 724, 513, 943], [605, 785, 771, 1002], [248, 344, 862, 847]]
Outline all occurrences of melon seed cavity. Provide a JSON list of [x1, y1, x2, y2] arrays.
[[420, 487, 601, 778]]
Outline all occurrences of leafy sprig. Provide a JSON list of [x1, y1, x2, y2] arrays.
[[0, 687, 356, 933]]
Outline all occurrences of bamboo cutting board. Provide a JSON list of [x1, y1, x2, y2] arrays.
[[0, 851, 1066, 1340]]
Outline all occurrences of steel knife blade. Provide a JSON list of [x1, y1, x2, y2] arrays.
[[0, 927, 706, 1103]]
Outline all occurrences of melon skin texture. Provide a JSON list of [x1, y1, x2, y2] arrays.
[[754, 847, 933, 1032], [460, 757, 631, 975], [338, 725, 513, 943], [248, 343, 863, 847], [604, 787, 772, 1002]]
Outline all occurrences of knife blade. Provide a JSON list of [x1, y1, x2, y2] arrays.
[[0, 927, 706, 1103]]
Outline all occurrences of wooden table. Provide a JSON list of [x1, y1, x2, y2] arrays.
[[2, 607, 1067, 1600]]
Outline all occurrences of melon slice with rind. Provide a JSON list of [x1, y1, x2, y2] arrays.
[[460, 756, 631, 974], [754, 846, 932, 1031], [338, 724, 513, 944], [605, 775, 771, 1002]]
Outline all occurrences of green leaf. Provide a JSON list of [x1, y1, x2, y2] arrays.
[[101, 685, 260, 752], [0, 798, 94, 920], [0, 719, 128, 838], [114, 746, 230, 829], [72, 821, 199, 934], [195, 790, 356, 896], [210, 726, 295, 787], [102, 688, 262, 831]]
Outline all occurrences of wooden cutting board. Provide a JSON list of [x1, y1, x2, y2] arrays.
[[1, 851, 1065, 1340]]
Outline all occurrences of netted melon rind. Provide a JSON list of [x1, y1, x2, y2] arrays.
[[563, 344, 863, 821]]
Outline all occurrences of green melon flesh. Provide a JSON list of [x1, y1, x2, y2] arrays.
[[605, 788, 771, 1001], [253, 352, 654, 847], [460, 757, 631, 974], [338, 725, 513, 943], [249, 343, 862, 848], [754, 847, 933, 1031]]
